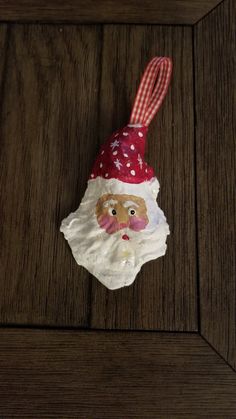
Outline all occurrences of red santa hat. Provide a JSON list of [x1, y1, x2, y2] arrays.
[[89, 57, 172, 184]]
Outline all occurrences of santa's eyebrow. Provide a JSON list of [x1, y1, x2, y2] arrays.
[[103, 199, 118, 207], [123, 200, 139, 208]]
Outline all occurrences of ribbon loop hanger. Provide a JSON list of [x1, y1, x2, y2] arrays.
[[130, 57, 172, 127]]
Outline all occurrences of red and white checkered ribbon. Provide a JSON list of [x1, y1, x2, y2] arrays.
[[129, 57, 172, 127]]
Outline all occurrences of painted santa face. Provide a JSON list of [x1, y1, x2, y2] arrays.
[[60, 177, 170, 290], [95, 194, 149, 235]]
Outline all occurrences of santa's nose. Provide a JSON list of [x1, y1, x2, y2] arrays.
[[117, 207, 129, 229], [119, 222, 128, 229]]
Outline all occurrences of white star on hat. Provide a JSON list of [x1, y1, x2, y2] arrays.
[[110, 140, 120, 150], [114, 158, 122, 170]]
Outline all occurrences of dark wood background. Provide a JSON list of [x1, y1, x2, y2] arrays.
[[195, 0, 236, 373], [0, 0, 235, 416], [0, 24, 197, 331], [0, 0, 222, 24], [0, 329, 236, 417]]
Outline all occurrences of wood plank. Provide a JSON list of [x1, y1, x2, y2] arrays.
[[0, 0, 223, 25], [0, 24, 102, 327], [0, 329, 235, 417], [0, 26, 8, 94], [194, 0, 236, 369], [90, 25, 197, 331]]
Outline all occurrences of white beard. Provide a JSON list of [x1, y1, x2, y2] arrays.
[[60, 177, 170, 290]]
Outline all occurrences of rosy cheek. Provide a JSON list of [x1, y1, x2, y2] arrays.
[[129, 216, 148, 231], [97, 215, 119, 234]]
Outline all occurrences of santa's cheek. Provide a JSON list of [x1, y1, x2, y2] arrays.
[[97, 215, 119, 234], [129, 216, 148, 231]]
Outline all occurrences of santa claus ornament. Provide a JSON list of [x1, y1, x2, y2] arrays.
[[60, 56, 173, 290]]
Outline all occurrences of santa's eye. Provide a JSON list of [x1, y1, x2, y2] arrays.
[[108, 207, 117, 216], [128, 208, 136, 216]]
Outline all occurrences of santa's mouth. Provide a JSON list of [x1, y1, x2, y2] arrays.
[[122, 234, 130, 240]]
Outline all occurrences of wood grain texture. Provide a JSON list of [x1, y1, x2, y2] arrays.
[[0, 0, 223, 25], [0, 329, 235, 417], [0, 24, 197, 331], [194, 0, 236, 369], [0, 24, 102, 327], [90, 25, 197, 331], [0, 25, 7, 73]]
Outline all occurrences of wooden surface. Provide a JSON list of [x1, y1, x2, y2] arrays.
[[0, 1, 235, 414], [0, 329, 235, 417], [0, 24, 197, 331], [194, 0, 236, 369], [0, 24, 101, 328], [0, 0, 222, 25]]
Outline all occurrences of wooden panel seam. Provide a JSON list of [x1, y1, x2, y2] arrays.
[[0, 0, 224, 25]]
